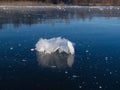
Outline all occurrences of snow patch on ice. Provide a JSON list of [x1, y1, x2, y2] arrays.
[[35, 37, 75, 55]]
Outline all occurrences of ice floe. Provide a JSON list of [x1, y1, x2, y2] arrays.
[[35, 37, 74, 55]]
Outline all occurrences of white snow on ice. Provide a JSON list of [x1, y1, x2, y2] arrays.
[[35, 37, 74, 54], [0, 6, 120, 10]]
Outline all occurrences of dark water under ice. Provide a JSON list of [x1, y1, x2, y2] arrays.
[[0, 6, 120, 90]]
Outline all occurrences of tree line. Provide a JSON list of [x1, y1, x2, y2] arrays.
[[0, 0, 120, 5]]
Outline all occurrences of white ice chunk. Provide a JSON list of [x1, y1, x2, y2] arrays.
[[30, 48, 35, 51], [35, 37, 75, 54]]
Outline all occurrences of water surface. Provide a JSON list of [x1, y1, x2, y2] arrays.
[[0, 6, 120, 90]]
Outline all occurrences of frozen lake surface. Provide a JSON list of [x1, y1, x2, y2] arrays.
[[0, 6, 120, 90]]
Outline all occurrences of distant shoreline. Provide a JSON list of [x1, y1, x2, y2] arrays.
[[0, 1, 120, 6]]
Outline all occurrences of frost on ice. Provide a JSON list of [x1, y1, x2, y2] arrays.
[[35, 37, 75, 55]]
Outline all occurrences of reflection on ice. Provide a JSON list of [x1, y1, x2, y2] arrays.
[[0, 6, 120, 29], [36, 52, 74, 68]]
